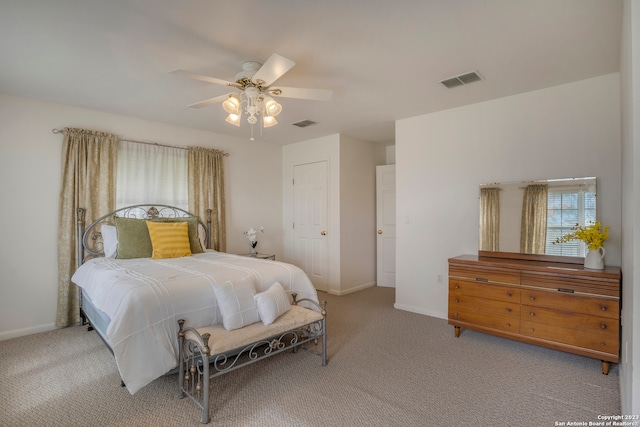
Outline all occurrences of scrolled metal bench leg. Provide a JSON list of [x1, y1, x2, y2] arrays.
[[321, 300, 328, 366], [177, 320, 186, 399], [201, 333, 211, 424]]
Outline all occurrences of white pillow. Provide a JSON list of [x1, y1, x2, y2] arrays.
[[254, 282, 291, 325], [101, 225, 118, 258], [198, 223, 207, 250], [212, 277, 260, 331]]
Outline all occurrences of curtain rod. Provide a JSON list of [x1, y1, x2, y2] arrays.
[[51, 128, 229, 156]]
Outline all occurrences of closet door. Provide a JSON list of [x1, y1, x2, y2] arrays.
[[293, 161, 329, 292]]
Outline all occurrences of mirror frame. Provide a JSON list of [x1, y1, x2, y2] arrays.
[[479, 177, 596, 264]]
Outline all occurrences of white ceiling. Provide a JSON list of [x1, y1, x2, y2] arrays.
[[0, 0, 622, 145]]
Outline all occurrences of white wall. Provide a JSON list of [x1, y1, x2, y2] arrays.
[[339, 135, 383, 293], [0, 93, 283, 340], [282, 135, 342, 294], [282, 134, 384, 295], [395, 73, 622, 319], [620, 0, 639, 415]]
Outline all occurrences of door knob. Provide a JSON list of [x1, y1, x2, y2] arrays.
[[377, 230, 383, 234], [320, 231, 327, 236]]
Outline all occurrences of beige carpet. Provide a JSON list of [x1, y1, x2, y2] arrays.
[[0, 286, 620, 426]]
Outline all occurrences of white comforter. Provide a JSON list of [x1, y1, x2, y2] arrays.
[[71, 251, 319, 394]]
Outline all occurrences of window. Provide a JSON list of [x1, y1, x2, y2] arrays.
[[116, 140, 188, 210], [545, 189, 596, 256]]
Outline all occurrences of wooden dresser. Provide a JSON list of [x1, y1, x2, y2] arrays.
[[448, 252, 621, 374]]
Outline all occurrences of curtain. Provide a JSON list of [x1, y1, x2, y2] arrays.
[[188, 147, 226, 251], [56, 128, 117, 326], [116, 140, 188, 210], [479, 187, 500, 251], [520, 184, 548, 254]]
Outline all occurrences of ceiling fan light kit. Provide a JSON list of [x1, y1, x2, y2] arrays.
[[172, 53, 332, 140]]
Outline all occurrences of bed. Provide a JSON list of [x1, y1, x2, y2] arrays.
[[71, 204, 320, 394]]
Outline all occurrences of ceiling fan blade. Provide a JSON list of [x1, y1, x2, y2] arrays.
[[252, 54, 295, 86], [187, 93, 232, 109], [268, 86, 333, 101], [170, 69, 233, 87]]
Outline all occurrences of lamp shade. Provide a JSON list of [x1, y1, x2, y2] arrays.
[[263, 115, 278, 128], [222, 94, 241, 114], [262, 97, 282, 117], [225, 113, 241, 126]]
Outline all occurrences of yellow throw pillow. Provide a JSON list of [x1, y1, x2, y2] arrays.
[[146, 221, 192, 259]]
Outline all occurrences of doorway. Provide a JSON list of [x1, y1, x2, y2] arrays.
[[376, 164, 396, 287]]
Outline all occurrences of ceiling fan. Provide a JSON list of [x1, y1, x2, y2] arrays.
[[171, 53, 332, 136]]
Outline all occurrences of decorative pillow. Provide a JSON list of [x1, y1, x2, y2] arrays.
[[212, 277, 260, 331], [100, 224, 118, 258], [151, 217, 204, 254], [145, 221, 192, 259], [254, 282, 291, 325], [198, 224, 208, 250], [114, 217, 153, 259]]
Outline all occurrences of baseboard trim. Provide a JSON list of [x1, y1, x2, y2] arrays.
[[393, 303, 446, 320], [0, 323, 59, 342], [328, 282, 376, 296]]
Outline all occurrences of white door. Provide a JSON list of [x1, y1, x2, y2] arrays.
[[293, 161, 329, 292], [376, 165, 396, 287]]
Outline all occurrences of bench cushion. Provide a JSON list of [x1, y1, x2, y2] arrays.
[[186, 305, 323, 355]]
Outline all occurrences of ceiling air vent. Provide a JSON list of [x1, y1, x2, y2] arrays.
[[440, 70, 483, 89], [292, 119, 317, 128]]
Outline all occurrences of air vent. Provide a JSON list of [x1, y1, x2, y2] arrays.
[[440, 70, 483, 89], [292, 120, 317, 128]]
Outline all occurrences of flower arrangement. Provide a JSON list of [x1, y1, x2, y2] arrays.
[[554, 221, 609, 250], [243, 226, 264, 252]]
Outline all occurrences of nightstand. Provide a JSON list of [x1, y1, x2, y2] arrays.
[[239, 253, 275, 260]]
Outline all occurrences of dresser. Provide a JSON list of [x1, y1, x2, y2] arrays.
[[448, 252, 621, 374]]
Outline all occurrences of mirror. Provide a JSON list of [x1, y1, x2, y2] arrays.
[[479, 177, 596, 257]]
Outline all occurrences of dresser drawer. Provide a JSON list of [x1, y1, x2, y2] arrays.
[[449, 264, 519, 286], [521, 288, 619, 319], [521, 320, 619, 357], [449, 293, 520, 319], [449, 279, 520, 303], [520, 305, 618, 338], [522, 271, 619, 298], [449, 308, 520, 334]]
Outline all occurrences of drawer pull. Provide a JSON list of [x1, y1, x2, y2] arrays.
[[454, 312, 458, 316], [529, 328, 535, 332], [475, 277, 488, 282], [600, 341, 606, 347], [601, 305, 607, 311], [506, 323, 511, 327], [600, 323, 607, 329], [530, 296, 536, 301], [506, 308, 512, 313], [454, 285, 460, 289], [529, 312, 535, 316], [557, 288, 574, 293], [454, 298, 459, 303], [506, 292, 512, 297]]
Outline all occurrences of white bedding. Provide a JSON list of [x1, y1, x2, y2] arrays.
[[71, 250, 319, 394]]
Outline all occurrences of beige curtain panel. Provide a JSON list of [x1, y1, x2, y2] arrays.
[[188, 146, 226, 252], [520, 184, 548, 254], [56, 128, 117, 327], [479, 187, 500, 251]]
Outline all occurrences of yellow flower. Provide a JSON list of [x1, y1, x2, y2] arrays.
[[554, 221, 609, 251]]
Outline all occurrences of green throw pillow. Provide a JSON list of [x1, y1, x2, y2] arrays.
[[114, 216, 153, 259]]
